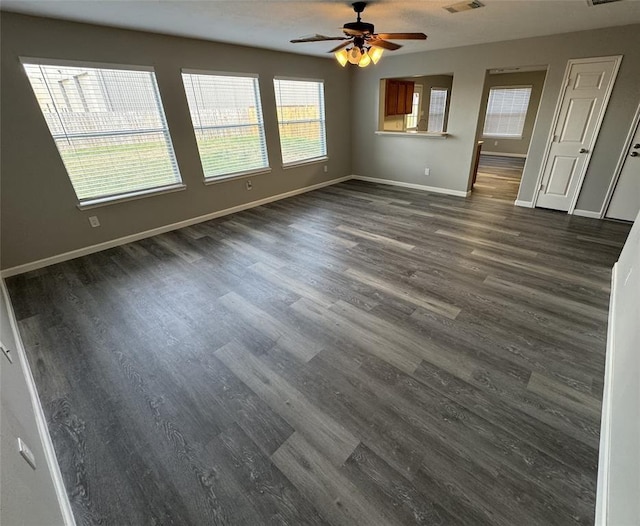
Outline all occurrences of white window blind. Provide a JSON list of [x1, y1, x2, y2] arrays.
[[273, 78, 327, 166], [483, 86, 532, 138], [23, 62, 181, 203], [428, 88, 448, 132], [182, 72, 269, 179]]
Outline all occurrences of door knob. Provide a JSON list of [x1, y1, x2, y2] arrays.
[[579, 148, 589, 153], [634, 143, 640, 149], [631, 152, 639, 157]]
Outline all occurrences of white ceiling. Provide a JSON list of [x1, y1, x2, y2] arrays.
[[2, 0, 640, 58]]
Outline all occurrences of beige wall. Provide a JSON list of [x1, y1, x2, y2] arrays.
[[0, 13, 352, 270], [477, 70, 547, 157], [351, 24, 640, 211]]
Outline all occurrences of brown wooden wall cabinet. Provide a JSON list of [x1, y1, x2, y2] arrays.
[[385, 79, 415, 116]]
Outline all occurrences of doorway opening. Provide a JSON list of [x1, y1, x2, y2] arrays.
[[470, 65, 548, 202]]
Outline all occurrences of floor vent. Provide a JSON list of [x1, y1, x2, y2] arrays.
[[444, 0, 484, 13]]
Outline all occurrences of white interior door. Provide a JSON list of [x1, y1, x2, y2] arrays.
[[606, 121, 640, 221], [536, 57, 621, 211]]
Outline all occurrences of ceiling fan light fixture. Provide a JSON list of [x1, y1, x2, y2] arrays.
[[369, 46, 384, 64], [335, 49, 349, 67], [347, 46, 362, 64], [358, 50, 372, 67]]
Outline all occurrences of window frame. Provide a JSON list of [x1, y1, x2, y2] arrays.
[[482, 85, 533, 140], [21, 57, 184, 209], [405, 85, 423, 131], [273, 76, 328, 168], [181, 69, 271, 183]]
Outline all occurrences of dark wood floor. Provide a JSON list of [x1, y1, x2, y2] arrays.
[[474, 154, 526, 202], [7, 179, 631, 525]]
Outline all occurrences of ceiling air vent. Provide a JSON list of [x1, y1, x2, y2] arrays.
[[586, 0, 623, 5], [444, 0, 484, 13]]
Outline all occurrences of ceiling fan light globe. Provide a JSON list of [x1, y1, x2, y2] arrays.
[[358, 51, 372, 67], [369, 47, 384, 64], [335, 49, 349, 66], [347, 46, 362, 64]]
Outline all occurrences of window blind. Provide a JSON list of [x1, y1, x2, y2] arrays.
[[483, 86, 532, 138], [273, 78, 327, 166], [428, 88, 448, 133], [182, 72, 269, 179], [23, 62, 181, 202]]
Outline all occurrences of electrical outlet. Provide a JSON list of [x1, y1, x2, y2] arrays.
[[494, 140, 498, 146], [88, 216, 100, 228], [1, 341, 13, 363], [323, 165, 328, 173], [424, 168, 430, 176], [18, 438, 36, 470], [246, 180, 253, 190]]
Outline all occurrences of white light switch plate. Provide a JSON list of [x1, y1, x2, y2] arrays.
[[18, 438, 37, 470]]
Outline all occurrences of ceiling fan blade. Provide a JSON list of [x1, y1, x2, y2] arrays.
[[368, 39, 402, 51], [375, 32, 427, 40], [290, 34, 348, 43], [328, 41, 352, 53]]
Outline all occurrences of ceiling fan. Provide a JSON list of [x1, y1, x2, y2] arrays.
[[290, 1, 427, 67]]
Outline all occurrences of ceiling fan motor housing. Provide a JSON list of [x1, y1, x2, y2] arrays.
[[343, 21, 375, 35]]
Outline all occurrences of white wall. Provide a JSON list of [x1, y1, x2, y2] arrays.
[[596, 210, 640, 525], [0, 281, 72, 525]]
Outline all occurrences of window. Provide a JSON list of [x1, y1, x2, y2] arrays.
[[273, 78, 327, 166], [23, 61, 181, 204], [182, 71, 269, 180], [405, 87, 422, 130], [483, 86, 532, 138], [428, 88, 448, 133]]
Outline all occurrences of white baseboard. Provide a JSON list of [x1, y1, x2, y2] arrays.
[[514, 199, 534, 208], [1, 176, 352, 278], [595, 263, 617, 526], [573, 209, 602, 219], [351, 175, 471, 198], [480, 151, 527, 158], [0, 279, 77, 526]]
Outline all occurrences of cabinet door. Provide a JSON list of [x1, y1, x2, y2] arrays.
[[397, 82, 407, 114], [386, 80, 399, 115], [403, 82, 415, 115]]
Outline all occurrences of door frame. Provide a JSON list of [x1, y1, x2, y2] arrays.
[[531, 55, 623, 213], [600, 100, 640, 219]]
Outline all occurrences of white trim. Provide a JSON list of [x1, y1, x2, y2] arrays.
[[533, 55, 623, 212], [20, 56, 154, 72], [352, 175, 470, 197], [282, 156, 328, 170], [600, 100, 640, 219], [595, 263, 617, 526], [573, 209, 602, 219], [0, 279, 77, 526], [481, 135, 524, 140], [204, 168, 272, 185], [273, 75, 324, 83], [374, 131, 448, 139], [481, 151, 527, 158], [514, 199, 534, 208], [77, 184, 186, 210], [181, 69, 259, 78], [0, 176, 352, 278]]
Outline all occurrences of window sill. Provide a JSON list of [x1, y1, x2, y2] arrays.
[[282, 156, 329, 170], [482, 135, 523, 140], [375, 131, 448, 139], [77, 183, 186, 210], [204, 167, 272, 185]]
